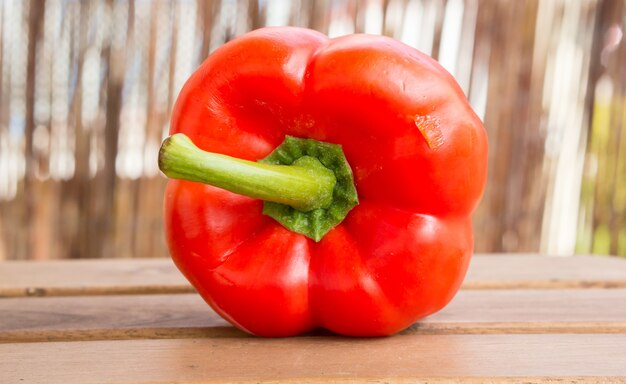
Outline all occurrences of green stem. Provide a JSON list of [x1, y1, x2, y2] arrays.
[[158, 134, 337, 212]]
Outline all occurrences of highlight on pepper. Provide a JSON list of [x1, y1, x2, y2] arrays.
[[159, 26, 488, 337]]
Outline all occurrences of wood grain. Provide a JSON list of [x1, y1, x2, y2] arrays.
[[1, 255, 626, 297], [0, 258, 192, 297], [0, 294, 236, 342], [1, 335, 625, 383], [464, 254, 626, 288], [3, 289, 626, 343], [2, 255, 626, 382]]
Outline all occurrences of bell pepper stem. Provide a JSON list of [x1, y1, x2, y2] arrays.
[[158, 134, 337, 212]]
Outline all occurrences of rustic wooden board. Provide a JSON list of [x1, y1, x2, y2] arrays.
[[2, 255, 626, 382], [2, 335, 625, 383], [464, 254, 626, 289], [0, 258, 192, 297], [3, 289, 626, 343], [1, 255, 626, 298]]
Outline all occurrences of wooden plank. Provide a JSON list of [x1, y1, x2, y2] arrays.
[[3, 289, 626, 343], [464, 254, 626, 289], [0, 258, 192, 297], [1, 335, 625, 383], [0, 294, 233, 343], [1, 254, 626, 297], [412, 288, 626, 335]]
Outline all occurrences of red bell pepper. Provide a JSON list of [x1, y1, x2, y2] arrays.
[[159, 27, 488, 337]]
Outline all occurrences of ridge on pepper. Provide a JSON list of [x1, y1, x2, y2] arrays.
[[159, 26, 488, 337]]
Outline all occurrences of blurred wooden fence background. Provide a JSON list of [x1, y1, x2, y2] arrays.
[[0, 0, 624, 260]]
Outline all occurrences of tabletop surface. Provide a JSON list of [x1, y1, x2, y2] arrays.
[[1, 254, 626, 383]]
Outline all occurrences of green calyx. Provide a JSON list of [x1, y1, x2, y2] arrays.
[[260, 136, 359, 241], [158, 134, 358, 241]]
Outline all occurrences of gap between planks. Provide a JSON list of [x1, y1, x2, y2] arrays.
[[4, 322, 626, 344]]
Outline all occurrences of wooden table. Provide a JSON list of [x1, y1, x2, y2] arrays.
[[1, 254, 626, 383]]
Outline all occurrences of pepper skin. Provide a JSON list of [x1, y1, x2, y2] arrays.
[[163, 27, 488, 337]]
